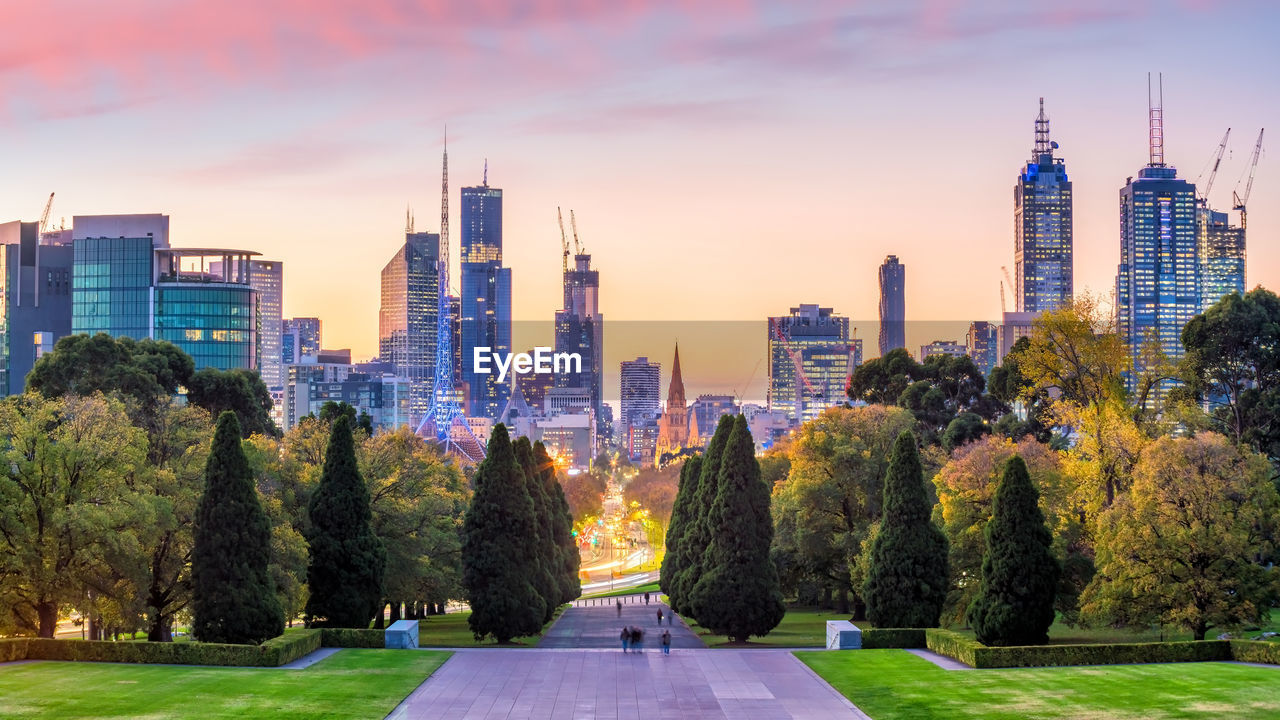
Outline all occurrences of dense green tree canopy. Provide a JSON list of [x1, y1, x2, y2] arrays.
[[26, 334, 193, 415], [192, 412, 283, 644], [186, 368, 279, 438], [967, 456, 1061, 646]]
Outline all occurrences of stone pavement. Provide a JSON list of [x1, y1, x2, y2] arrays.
[[539, 595, 704, 650], [386, 648, 869, 719], [391, 594, 869, 719]]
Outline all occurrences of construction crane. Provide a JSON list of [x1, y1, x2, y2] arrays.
[[557, 207, 570, 272], [1233, 129, 1264, 229], [38, 193, 54, 234], [569, 209, 582, 255], [1196, 128, 1231, 204]]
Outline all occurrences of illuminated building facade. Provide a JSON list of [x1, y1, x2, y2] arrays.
[[768, 304, 858, 423], [459, 181, 511, 419], [1015, 98, 1074, 313], [380, 230, 440, 425], [878, 256, 905, 356], [1197, 207, 1245, 308]]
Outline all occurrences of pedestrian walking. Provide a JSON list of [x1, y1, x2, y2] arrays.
[[644, 591, 650, 605], [661, 629, 671, 655], [620, 627, 629, 652], [657, 608, 663, 625], [616, 599, 622, 617], [667, 610, 674, 626], [632, 627, 644, 653]]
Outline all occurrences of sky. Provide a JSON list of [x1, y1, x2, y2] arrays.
[[1, 0, 1277, 400]]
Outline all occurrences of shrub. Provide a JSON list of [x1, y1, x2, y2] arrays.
[[261, 630, 322, 665], [861, 628, 926, 649], [320, 628, 385, 648], [1230, 640, 1280, 666]]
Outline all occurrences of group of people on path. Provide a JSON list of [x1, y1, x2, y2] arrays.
[[620, 625, 671, 654]]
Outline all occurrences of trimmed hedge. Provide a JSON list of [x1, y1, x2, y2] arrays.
[[924, 629, 981, 667], [0, 638, 29, 663], [969, 640, 1231, 669], [320, 628, 385, 648], [2, 630, 320, 668], [861, 628, 926, 649], [1231, 640, 1280, 666]]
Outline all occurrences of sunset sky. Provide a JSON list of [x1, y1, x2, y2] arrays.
[[1, 0, 1276, 400]]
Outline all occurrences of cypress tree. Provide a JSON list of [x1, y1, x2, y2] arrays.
[[688, 415, 785, 641], [304, 416, 386, 627], [461, 425, 546, 643], [536, 442, 581, 604], [515, 437, 560, 622], [863, 431, 949, 628], [660, 455, 702, 602], [672, 415, 733, 613], [192, 411, 283, 644], [967, 455, 1060, 646]]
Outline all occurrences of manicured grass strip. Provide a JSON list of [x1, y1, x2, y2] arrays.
[[798, 648, 1280, 720], [0, 649, 449, 720], [418, 608, 562, 647], [581, 582, 660, 599], [689, 608, 854, 647]]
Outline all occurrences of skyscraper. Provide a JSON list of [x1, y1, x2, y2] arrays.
[[379, 230, 439, 425], [250, 259, 284, 389], [769, 304, 858, 423], [458, 174, 511, 419], [1197, 208, 1245, 309], [965, 320, 999, 376], [0, 220, 73, 395], [1015, 98, 1074, 313], [878, 256, 905, 356], [554, 251, 604, 426], [1116, 77, 1199, 387], [282, 317, 321, 365], [619, 356, 661, 447]]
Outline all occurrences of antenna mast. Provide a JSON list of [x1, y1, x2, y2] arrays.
[[1034, 97, 1051, 157], [1148, 72, 1165, 167]]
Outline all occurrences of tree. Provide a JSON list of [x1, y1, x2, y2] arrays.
[[688, 415, 785, 641], [305, 416, 386, 627], [862, 431, 949, 628], [191, 412, 283, 644], [0, 393, 145, 638], [770, 405, 917, 615], [1178, 288, 1280, 472], [967, 456, 1061, 646], [1082, 433, 1280, 640], [560, 470, 606, 524], [186, 367, 280, 438], [535, 442, 580, 604], [318, 400, 374, 436], [514, 437, 560, 623], [932, 435, 1084, 626], [26, 333, 193, 410], [848, 348, 920, 405], [460, 425, 546, 643], [660, 455, 702, 599], [672, 415, 734, 613], [1013, 297, 1129, 411], [941, 412, 990, 452], [359, 426, 469, 621]]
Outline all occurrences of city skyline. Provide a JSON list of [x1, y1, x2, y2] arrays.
[[1, 2, 1277, 363]]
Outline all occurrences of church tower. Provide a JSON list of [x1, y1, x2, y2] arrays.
[[656, 343, 689, 462]]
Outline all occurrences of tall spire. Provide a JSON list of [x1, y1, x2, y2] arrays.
[[1034, 97, 1051, 157], [667, 342, 685, 407], [483, 158, 488, 187], [1148, 72, 1165, 167]]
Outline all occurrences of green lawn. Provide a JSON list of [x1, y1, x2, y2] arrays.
[[0, 649, 449, 719], [417, 608, 562, 647], [799, 648, 1280, 720], [689, 608, 854, 647], [581, 582, 660, 599]]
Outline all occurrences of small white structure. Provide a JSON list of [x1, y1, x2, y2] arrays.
[[825, 620, 861, 650], [386, 619, 419, 649]]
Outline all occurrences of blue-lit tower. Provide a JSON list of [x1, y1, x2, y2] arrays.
[[458, 164, 511, 420], [1015, 98, 1073, 313], [1116, 75, 1199, 394]]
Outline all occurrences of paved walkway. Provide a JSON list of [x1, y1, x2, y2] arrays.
[[390, 595, 868, 719], [540, 595, 704, 650], [905, 648, 971, 670], [387, 648, 868, 719]]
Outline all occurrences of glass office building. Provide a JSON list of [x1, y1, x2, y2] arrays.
[[153, 249, 258, 371], [769, 304, 859, 423], [1197, 207, 1245, 309], [878, 256, 905, 356], [1014, 99, 1073, 313], [459, 181, 511, 419], [379, 231, 440, 425]]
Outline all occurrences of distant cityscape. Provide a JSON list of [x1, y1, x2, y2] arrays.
[[0, 84, 1259, 470]]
